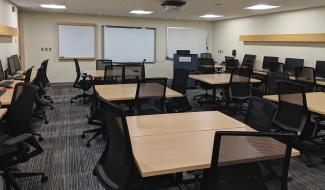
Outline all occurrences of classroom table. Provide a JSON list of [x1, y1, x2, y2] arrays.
[[95, 83, 182, 101], [253, 70, 325, 86], [126, 111, 300, 177], [86, 69, 139, 78], [189, 73, 261, 85], [0, 108, 7, 120], [264, 92, 325, 115]]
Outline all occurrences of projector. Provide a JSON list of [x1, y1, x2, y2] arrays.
[[161, 0, 186, 12]]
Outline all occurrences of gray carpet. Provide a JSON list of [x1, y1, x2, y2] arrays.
[[16, 86, 325, 190]]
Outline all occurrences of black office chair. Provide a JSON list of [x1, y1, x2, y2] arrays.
[[270, 62, 285, 72], [273, 80, 319, 166], [165, 69, 192, 113], [262, 56, 279, 70], [193, 58, 216, 105], [0, 133, 48, 189], [124, 63, 144, 83], [70, 58, 93, 104], [241, 54, 256, 70], [200, 131, 295, 190], [225, 56, 239, 73], [7, 57, 16, 77], [227, 68, 252, 115], [11, 55, 21, 71], [295, 67, 316, 92], [315, 60, 325, 78], [200, 53, 213, 59], [96, 59, 112, 70], [265, 72, 288, 95], [23, 67, 33, 83], [93, 99, 176, 189], [104, 65, 125, 84], [134, 78, 167, 115], [284, 58, 304, 76], [245, 97, 278, 132], [0, 60, 6, 81]]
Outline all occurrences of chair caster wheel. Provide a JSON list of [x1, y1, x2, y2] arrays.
[[38, 137, 44, 141], [86, 143, 91, 147], [81, 134, 86, 139], [50, 106, 54, 110], [45, 120, 49, 124], [41, 176, 48, 183]]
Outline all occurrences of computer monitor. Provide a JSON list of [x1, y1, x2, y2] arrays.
[[262, 56, 279, 70], [176, 50, 190, 55], [7, 57, 17, 76], [315, 60, 325, 78], [284, 58, 304, 74], [12, 54, 21, 71], [0, 60, 5, 81]]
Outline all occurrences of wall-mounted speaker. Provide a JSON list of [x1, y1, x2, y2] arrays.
[[232, 50, 236, 57]]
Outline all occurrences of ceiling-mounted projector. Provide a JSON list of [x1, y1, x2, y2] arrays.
[[161, 0, 186, 12]]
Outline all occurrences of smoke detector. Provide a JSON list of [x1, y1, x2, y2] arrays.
[[161, 0, 186, 12]]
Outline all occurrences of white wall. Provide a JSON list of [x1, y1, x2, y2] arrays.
[[20, 12, 213, 83], [0, 0, 19, 70], [212, 7, 325, 69]]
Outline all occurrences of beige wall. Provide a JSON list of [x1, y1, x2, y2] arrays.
[[20, 11, 213, 83], [0, 0, 18, 70], [212, 7, 325, 69]]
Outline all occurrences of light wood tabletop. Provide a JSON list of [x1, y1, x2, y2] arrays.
[[131, 129, 300, 177], [189, 73, 261, 85], [0, 108, 7, 119], [264, 92, 325, 115], [127, 111, 249, 137], [95, 83, 182, 101], [87, 69, 139, 78]]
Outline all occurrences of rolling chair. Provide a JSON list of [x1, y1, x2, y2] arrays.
[[315, 60, 325, 78], [11, 55, 21, 71], [70, 58, 93, 104], [295, 67, 316, 92], [284, 58, 304, 76], [262, 56, 279, 71], [270, 62, 285, 72], [96, 59, 112, 70], [241, 54, 256, 70]]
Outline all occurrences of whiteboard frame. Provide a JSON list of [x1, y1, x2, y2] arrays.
[[102, 25, 156, 63], [58, 23, 97, 60]]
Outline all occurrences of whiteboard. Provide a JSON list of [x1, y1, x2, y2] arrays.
[[167, 27, 208, 59], [58, 24, 96, 59], [103, 26, 156, 62]]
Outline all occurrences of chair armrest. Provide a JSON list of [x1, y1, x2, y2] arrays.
[[3, 133, 33, 146]]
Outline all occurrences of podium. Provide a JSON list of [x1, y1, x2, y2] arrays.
[[173, 54, 198, 88]]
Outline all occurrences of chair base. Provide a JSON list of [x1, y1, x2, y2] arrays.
[[81, 127, 104, 147], [70, 93, 92, 104], [2, 170, 48, 190]]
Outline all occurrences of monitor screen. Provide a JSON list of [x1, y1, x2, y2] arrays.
[[262, 56, 279, 70], [7, 57, 16, 76], [285, 58, 304, 74]]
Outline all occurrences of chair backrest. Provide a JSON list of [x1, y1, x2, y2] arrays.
[[0, 60, 5, 81], [241, 54, 256, 69], [172, 69, 189, 95], [266, 72, 288, 94], [7, 57, 16, 76], [229, 68, 252, 98], [96, 59, 112, 70], [6, 83, 36, 135], [198, 58, 215, 74], [262, 56, 279, 70], [274, 80, 308, 135], [73, 58, 81, 87], [40, 59, 50, 84], [225, 56, 238, 73], [270, 62, 284, 72], [12, 54, 21, 71], [124, 63, 144, 82], [24, 67, 33, 83], [104, 65, 125, 83], [245, 97, 278, 132], [295, 67, 316, 92], [135, 78, 167, 113], [315, 60, 325, 78], [201, 53, 212, 59], [204, 131, 294, 190], [284, 58, 304, 75], [94, 99, 135, 190]]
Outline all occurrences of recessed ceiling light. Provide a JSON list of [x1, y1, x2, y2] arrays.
[[40, 4, 66, 9], [129, 10, 153, 15], [200, 14, 223, 19], [245, 4, 280, 10]]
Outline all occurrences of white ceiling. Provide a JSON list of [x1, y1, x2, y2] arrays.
[[10, 0, 325, 21]]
